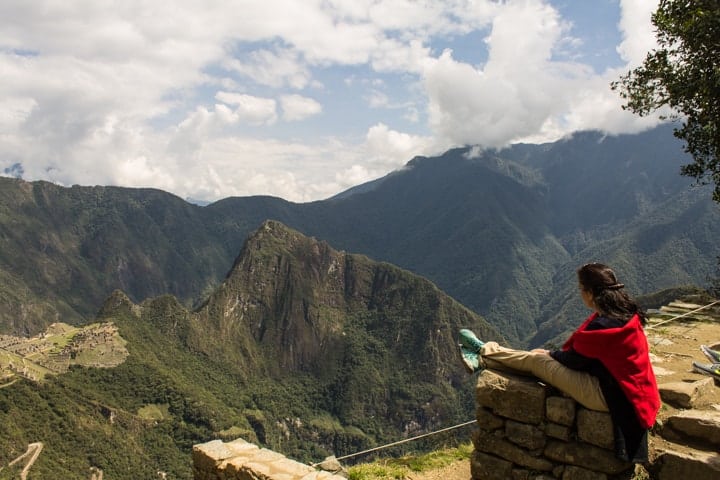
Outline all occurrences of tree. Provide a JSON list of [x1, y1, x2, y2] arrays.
[[612, 0, 720, 201]]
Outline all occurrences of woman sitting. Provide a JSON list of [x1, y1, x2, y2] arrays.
[[459, 262, 660, 463]]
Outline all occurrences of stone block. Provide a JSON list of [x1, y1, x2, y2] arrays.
[[544, 440, 632, 475], [193, 440, 236, 472], [546, 396, 576, 426], [473, 430, 553, 471], [654, 447, 720, 480], [505, 420, 546, 450], [470, 450, 513, 480], [273, 458, 316, 477], [658, 377, 715, 408], [193, 439, 346, 480], [545, 423, 571, 441], [476, 370, 548, 424], [562, 465, 607, 480], [511, 468, 529, 480], [300, 473, 346, 480], [253, 448, 288, 463], [226, 438, 261, 456], [576, 408, 614, 450], [476, 406, 505, 430], [664, 409, 720, 447]]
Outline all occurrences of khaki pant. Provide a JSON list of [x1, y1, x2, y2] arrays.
[[481, 342, 609, 412]]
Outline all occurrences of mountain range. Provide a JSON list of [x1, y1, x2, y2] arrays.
[[0, 221, 498, 479], [2, 123, 719, 477], [0, 124, 717, 347]]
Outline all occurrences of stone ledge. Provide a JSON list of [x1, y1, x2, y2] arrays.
[[193, 438, 346, 480]]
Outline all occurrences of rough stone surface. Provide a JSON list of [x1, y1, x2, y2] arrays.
[[658, 378, 715, 409], [505, 420, 546, 450], [653, 447, 720, 479], [192, 439, 346, 480], [546, 397, 576, 426], [664, 409, 720, 447], [544, 423, 571, 441], [476, 407, 505, 430], [475, 369, 548, 424], [576, 408, 614, 450], [470, 450, 513, 480], [561, 465, 607, 480], [543, 440, 632, 475], [511, 468, 529, 480], [472, 429, 553, 471]]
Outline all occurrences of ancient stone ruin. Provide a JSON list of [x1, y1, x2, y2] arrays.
[[470, 368, 720, 480], [193, 438, 346, 480]]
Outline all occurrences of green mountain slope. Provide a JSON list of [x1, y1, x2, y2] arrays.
[[0, 179, 232, 333], [1, 126, 718, 346], [0, 221, 499, 479]]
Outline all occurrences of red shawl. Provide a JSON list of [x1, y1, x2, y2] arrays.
[[562, 313, 660, 428]]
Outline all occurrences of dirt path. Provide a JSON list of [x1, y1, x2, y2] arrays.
[[8, 442, 44, 480]]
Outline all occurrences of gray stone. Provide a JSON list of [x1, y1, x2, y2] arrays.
[[192, 439, 346, 480], [476, 406, 505, 430], [511, 468, 530, 480], [658, 377, 715, 408], [546, 396, 576, 426], [545, 422, 571, 441], [476, 369, 549, 424], [192, 440, 235, 473], [544, 440, 632, 475], [577, 408, 614, 450], [505, 420, 546, 450], [562, 465, 607, 480], [470, 450, 513, 480], [664, 409, 720, 447], [315, 456, 348, 477], [473, 429, 553, 471], [654, 447, 720, 480]]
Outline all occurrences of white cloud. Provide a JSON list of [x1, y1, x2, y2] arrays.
[[280, 94, 322, 121], [0, 0, 666, 202], [365, 123, 435, 165], [617, 0, 659, 65], [422, 0, 665, 149], [215, 92, 278, 125], [223, 47, 312, 89]]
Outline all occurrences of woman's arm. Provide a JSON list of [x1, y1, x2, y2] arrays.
[[551, 348, 596, 371]]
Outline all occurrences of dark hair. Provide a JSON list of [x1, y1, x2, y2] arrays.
[[577, 263, 646, 325]]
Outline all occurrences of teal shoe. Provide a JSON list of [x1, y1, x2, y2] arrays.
[[459, 329, 484, 353], [701, 345, 720, 363], [459, 345, 482, 374]]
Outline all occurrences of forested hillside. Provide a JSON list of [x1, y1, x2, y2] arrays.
[[0, 221, 498, 479], [1, 125, 717, 345]]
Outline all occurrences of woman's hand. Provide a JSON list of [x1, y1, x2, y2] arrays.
[[530, 348, 550, 355]]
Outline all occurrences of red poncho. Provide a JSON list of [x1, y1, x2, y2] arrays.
[[561, 313, 660, 429]]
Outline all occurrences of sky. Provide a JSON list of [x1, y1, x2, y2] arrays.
[[0, 0, 666, 203]]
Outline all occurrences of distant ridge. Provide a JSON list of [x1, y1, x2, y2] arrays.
[[0, 124, 718, 347]]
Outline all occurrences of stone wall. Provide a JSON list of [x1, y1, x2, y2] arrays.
[[193, 438, 346, 480], [470, 369, 720, 480]]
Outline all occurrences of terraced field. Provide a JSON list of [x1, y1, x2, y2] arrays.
[[0, 322, 128, 383]]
